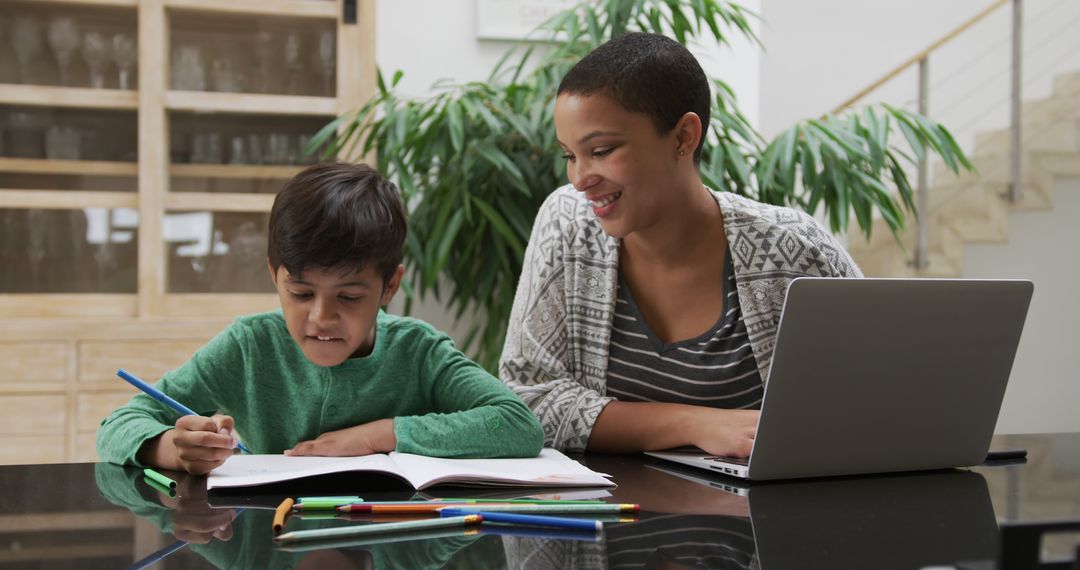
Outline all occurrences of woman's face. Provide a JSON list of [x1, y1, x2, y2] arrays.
[[554, 93, 685, 239]]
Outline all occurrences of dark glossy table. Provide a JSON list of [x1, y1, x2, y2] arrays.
[[1, 433, 1078, 569]]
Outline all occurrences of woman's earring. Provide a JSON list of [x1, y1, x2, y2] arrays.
[[678, 149, 686, 157]]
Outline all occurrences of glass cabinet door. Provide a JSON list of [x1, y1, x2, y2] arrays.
[[169, 10, 336, 97]]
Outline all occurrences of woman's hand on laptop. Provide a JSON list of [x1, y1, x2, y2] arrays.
[[690, 408, 758, 458]]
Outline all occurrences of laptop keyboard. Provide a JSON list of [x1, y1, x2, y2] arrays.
[[704, 456, 749, 466]]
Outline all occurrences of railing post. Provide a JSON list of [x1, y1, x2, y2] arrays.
[[914, 56, 930, 270], [1009, 0, 1023, 203]]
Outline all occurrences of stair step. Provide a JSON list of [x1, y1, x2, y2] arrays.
[[1021, 94, 1080, 123], [933, 147, 1079, 192], [972, 120, 1080, 156], [1052, 71, 1080, 98]]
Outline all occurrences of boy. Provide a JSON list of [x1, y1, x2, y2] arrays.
[[98, 163, 544, 474]]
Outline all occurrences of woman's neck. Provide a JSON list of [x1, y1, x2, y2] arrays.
[[622, 178, 725, 268]]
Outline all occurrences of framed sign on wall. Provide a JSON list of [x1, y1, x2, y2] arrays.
[[475, 0, 577, 40]]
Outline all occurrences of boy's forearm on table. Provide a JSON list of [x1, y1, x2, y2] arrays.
[[396, 403, 542, 457]]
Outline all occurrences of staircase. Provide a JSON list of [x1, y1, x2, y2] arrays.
[[847, 69, 1080, 277]]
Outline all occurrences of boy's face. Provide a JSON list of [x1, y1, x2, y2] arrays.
[[268, 261, 404, 367]]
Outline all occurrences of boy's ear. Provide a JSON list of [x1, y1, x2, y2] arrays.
[[380, 264, 405, 306]]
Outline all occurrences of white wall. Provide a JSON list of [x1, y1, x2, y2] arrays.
[[375, 0, 762, 336], [963, 177, 1080, 435], [375, 0, 762, 124], [759, 0, 1080, 150]]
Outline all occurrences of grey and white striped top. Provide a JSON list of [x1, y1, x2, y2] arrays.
[[605, 251, 764, 409], [500, 185, 863, 451]]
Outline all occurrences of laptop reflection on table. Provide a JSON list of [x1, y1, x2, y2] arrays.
[[646, 460, 999, 570]]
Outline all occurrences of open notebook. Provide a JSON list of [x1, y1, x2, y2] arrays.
[[206, 448, 614, 491]]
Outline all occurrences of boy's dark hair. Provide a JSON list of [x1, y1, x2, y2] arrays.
[[268, 162, 406, 286], [558, 32, 711, 164]]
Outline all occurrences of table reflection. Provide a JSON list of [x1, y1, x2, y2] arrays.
[[0, 434, 1071, 569]]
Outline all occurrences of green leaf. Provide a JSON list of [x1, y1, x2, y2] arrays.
[[447, 101, 465, 153], [471, 195, 525, 260], [435, 209, 466, 269]]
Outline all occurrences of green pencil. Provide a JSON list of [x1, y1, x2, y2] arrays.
[[293, 496, 365, 509], [274, 514, 483, 543], [143, 468, 177, 489], [298, 496, 363, 503], [143, 476, 176, 498]]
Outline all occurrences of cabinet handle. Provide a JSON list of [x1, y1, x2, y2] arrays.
[[344, 0, 357, 24]]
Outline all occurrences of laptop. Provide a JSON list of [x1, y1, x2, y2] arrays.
[[645, 278, 1033, 480], [644, 460, 1000, 569]]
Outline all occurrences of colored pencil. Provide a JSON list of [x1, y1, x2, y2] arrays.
[[432, 498, 605, 504], [274, 514, 483, 543], [276, 527, 480, 553], [143, 468, 177, 489], [456, 503, 637, 514], [272, 498, 295, 534], [440, 508, 602, 531], [129, 539, 188, 570], [298, 496, 363, 503], [117, 368, 251, 453], [338, 502, 524, 514]]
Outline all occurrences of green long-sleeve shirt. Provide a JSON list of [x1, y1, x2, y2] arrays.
[[97, 310, 543, 465]]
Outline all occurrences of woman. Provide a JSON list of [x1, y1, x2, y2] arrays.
[[500, 32, 862, 458]]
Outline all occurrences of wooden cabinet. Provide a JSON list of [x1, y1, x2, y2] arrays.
[[0, 0, 376, 464]]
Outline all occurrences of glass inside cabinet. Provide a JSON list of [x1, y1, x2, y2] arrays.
[[1, 105, 138, 163], [168, 111, 327, 194], [0, 207, 138, 293], [0, 1, 138, 89], [168, 11, 337, 97], [164, 210, 273, 294]]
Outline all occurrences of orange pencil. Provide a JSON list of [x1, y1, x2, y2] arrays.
[[273, 497, 295, 534]]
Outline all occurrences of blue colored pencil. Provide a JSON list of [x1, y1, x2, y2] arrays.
[[117, 368, 251, 453], [128, 539, 188, 570], [439, 508, 603, 531]]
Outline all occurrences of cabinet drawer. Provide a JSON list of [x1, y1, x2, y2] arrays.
[[77, 392, 137, 432], [0, 343, 67, 383], [0, 395, 65, 435], [79, 341, 204, 383]]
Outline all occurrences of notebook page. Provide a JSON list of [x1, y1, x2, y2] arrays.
[[206, 454, 402, 490], [389, 448, 615, 489]]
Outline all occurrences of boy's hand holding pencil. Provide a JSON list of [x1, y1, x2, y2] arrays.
[[139, 414, 239, 475]]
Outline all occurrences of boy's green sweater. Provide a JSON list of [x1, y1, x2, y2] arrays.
[[97, 310, 543, 465]]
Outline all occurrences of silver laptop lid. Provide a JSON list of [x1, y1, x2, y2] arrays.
[[747, 278, 1032, 480]]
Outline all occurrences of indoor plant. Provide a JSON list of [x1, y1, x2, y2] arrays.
[[312, 0, 972, 371]]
